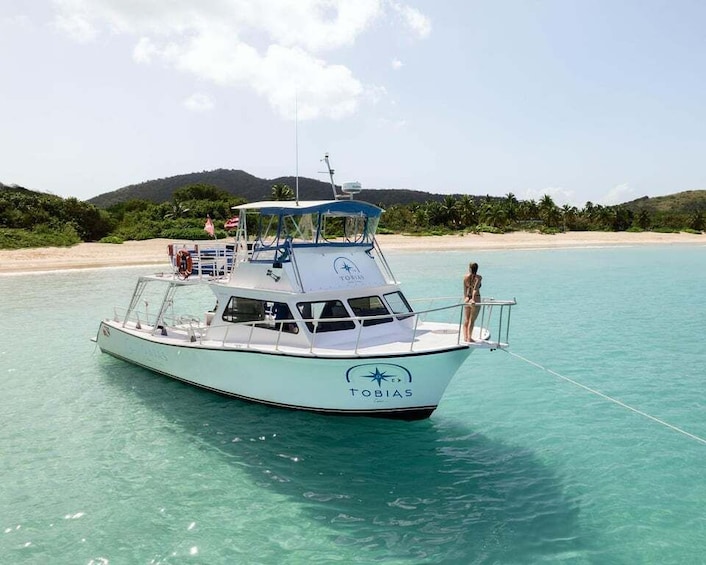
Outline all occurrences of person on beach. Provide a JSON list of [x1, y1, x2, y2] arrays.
[[463, 262, 482, 342]]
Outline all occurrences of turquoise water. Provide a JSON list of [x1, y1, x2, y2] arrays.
[[1, 245, 705, 564]]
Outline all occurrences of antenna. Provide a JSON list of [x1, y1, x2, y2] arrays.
[[295, 91, 299, 205], [322, 153, 337, 199]]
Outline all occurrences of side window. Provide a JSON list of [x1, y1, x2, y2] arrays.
[[260, 301, 299, 334], [297, 300, 355, 333], [222, 297, 264, 323], [383, 291, 413, 320], [347, 296, 392, 326]]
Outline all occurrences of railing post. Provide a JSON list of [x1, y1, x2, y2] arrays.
[[354, 318, 364, 354], [309, 322, 319, 354], [274, 323, 283, 351], [410, 314, 420, 352]]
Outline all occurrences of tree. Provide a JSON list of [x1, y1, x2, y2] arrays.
[[173, 183, 231, 201], [440, 195, 459, 228], [611, 206, 633, 231], [561, 204, 578, 232], [482, 203, 507, 229], [424, 200, 446, 227], [504, 193, 519, 223], [688, 210, 704, 231], [518, 199, 539, 222], [271, 183, 294, 201], [635, 209, 651, 230], [539, 194, 558, 227], [455, 195, 478, 228]]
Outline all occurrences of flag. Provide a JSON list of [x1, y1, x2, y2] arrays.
[[224, 216, 240, 230], [204, 216, 215, 237]]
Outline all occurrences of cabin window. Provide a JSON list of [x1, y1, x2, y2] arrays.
[[320, 215, 345, 242], [347, 296, 392, 326], [258, 214, 281, 247], [222, 298, 299, 333], [258, 301, 299, 334], [320, 213, 367, 243], [222, 297, 264, 323], [383, 291, 413, 319], [296, 300, 355, 333]]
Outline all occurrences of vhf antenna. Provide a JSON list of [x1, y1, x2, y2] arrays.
[[295, 90, 299, 204], [321, 153, 338, 199]]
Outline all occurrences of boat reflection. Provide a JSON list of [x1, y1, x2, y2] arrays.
[[101, 360, 590, 563]]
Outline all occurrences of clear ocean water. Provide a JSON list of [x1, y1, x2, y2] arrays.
[[1, 244, 705, 564]]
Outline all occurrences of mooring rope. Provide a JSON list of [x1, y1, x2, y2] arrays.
[[504, 350, 706, 446]]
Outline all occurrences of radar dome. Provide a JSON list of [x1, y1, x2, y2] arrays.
[[341, 181, 362, 195]]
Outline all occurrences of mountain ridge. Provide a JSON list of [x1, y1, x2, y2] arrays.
[[85, 169, 457, 208]]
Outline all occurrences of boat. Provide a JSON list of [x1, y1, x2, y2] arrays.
[[95, 161, 515, 420]]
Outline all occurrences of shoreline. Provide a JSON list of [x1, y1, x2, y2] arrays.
[[0, 231, 702, 275]]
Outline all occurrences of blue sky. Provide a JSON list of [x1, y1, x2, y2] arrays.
[[2, 0, 705, 206]]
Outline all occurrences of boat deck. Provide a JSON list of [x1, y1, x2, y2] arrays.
[[106, 318, 502, 358]]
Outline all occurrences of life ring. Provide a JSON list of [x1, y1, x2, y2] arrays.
[[176, 249, 193, 278]]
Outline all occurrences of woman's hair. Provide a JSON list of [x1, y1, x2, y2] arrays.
[[469, 262, 478, 274]]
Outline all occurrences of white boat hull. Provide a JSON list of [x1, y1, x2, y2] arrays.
[[97, 321, 471, 420]]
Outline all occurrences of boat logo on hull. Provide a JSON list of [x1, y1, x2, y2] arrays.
[[346, 363, 413, 399], [333, 257, 365, 283]]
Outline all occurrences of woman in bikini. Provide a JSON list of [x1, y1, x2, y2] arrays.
[[463, 262, 482, 342]]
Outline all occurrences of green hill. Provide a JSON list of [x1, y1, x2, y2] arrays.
[[621, 190, 706, 214], [86, 169, 452, 208]]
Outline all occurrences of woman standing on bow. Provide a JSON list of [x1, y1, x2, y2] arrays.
[[463, 262, 482, 342]]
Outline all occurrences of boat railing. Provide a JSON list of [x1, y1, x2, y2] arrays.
[[168, 242, 235, 279], [285, 238, 305, 292], [372, 237, 398, 284], [210, 298, 515, 354], [113, 305, 206, 335]]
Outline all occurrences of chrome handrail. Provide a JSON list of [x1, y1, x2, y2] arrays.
[[212, 299, 516, 353], [114, 298, 516, 354]]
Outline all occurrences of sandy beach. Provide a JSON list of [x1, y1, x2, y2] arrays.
[[0, 231, 702, 274]]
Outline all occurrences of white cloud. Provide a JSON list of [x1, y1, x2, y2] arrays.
[[522, 186, 579, 207], [600, 183, 637, 205], [184, 93, 215, 112], [132, 37, 156, 64], [51, 0, 430, 120], [391, 58, 403, 69], [53, 12, 97, 43], [390, 1, 431, 38]]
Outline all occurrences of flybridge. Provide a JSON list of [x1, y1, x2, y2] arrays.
[[232, 199, 384, 254], [229, 199, 393, 288]]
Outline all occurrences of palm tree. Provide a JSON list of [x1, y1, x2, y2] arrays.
[[595, 206, 613, 230], [483, 204, 507, 230], [539, 194, 558, 227], [271, 183, 294, 201], [440, 195, 459, 228], [455, 195, 477, 229], [504, 192, 519, 224], [164, 201, 190, 219], [424, 201, 446, 227], [518, 199, 539, 222], [561, 204, 577, 232]]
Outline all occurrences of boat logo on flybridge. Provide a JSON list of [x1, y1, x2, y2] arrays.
[[333, 257, 365, 283], [345, 363, 413, 399]]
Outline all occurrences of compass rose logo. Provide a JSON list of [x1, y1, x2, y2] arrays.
[[345, 363, 413, 400], [333, 257, 361, 277], [346, 363, 412, 386]]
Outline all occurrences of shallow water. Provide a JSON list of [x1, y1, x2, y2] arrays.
[[1, 245, 705, 563]]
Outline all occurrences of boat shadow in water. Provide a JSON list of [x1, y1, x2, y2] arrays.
[[101, 361, 602, 564]]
